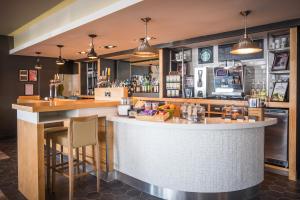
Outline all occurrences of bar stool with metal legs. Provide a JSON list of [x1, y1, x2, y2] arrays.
[[51, 115, 100, 200]]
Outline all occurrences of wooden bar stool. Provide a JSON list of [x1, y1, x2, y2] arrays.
[[51, 115, 100, 200], [44, 123, 68, 191]]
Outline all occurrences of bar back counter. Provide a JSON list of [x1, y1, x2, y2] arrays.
[[12, 99, 276, 200]]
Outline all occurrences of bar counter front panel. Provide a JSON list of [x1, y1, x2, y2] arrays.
[[109, 117, 276, 200], [12, 99, 277, 200]]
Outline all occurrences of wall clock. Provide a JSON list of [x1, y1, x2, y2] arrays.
[[198, 46, 214, 64]]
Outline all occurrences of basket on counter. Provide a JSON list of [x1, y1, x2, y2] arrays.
[[136, 112, 170, 122]]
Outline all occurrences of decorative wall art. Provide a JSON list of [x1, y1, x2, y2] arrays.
[[19, 70, 28, 81], [24, 84, 34, 95], [271, 52, 289, 71], [29, 70, 38, 81]]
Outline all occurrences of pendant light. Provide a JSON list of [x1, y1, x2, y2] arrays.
[[133, 17, 158, 57], [34, 52, 42, 70], [230, 10, 262, 55], [56, 45, 65, 65], [87, 34, 98, 59], [34, 52, 42, 96]]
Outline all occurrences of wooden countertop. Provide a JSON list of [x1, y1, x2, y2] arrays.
[[13, 96, 289, 113], [79, 95, 95, 99], [132, 97, 290, 108], [12, 99, 119, 112]]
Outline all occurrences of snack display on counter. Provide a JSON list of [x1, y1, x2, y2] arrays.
[[134, 100, 146, 109], [130, 101, 209, 123], [139, 109, 158, 116], [180, 103, 206, 122], [135, 102, 176, 122], [223, 105, 246, 120]]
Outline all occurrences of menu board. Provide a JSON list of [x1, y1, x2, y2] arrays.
[[218, 39, 264, 61]]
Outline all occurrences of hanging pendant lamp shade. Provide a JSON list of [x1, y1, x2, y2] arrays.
[[56, 56, 65, 65], [231, 36, 262, 54], [56, 45, 65, 65], [133, 17, 158, 57], [87, 34, 98, 59], [34, 52, 42, 69], [134, 38, 158, 57], [230, 10, 262, 55]]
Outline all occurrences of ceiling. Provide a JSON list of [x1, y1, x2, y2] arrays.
[[106, 53, 158, 63], [10, 0, 300, 60], [0, 0, 63, 35]]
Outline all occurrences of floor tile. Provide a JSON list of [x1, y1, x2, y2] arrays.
[[0, 139, 299, 200]]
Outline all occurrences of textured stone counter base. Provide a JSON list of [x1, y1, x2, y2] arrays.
[[109, 117, 277, 200]]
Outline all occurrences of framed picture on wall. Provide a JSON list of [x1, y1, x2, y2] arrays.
[[271, 81, 288, 102], [198, 46, 214, 64], [19, 70, 28, 81], [24, 84, 34, 96], [29, 70, 37, 81], [271, 52, 289, 71]]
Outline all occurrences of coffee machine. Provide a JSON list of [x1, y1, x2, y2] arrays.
[[194, 67, 208, 98], [212, 65, 245, 98]]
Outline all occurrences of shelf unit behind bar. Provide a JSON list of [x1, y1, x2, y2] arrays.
[[156, 27, 297, 180]]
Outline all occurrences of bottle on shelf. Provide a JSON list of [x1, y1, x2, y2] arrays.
[[129, 74, 159, 94]]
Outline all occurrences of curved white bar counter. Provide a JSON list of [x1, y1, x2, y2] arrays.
[[108, 117, 277, 200]]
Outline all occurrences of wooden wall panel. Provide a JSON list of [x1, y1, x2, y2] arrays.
[[289, 27, 298, 181], [17, 120, 45, 200]]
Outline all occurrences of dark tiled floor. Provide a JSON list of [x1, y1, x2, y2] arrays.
[[0, 139, 300, 200]]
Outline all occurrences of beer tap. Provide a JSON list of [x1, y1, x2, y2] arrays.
[[49, 74, 63, 98]]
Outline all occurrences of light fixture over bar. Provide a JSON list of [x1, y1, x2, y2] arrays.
[[34, 52, 42, 70], [133, 17, 158, 58], [230, 10, 262, 55], [87, 34, 98, 59], [56, 45, 65, 65]]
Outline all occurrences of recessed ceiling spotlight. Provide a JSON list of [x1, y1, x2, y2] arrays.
[[78, 51, 87, 55], [103, 45, 117, 49]]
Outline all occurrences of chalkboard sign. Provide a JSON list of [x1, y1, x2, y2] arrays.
[[218, 39, 264, 61]]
